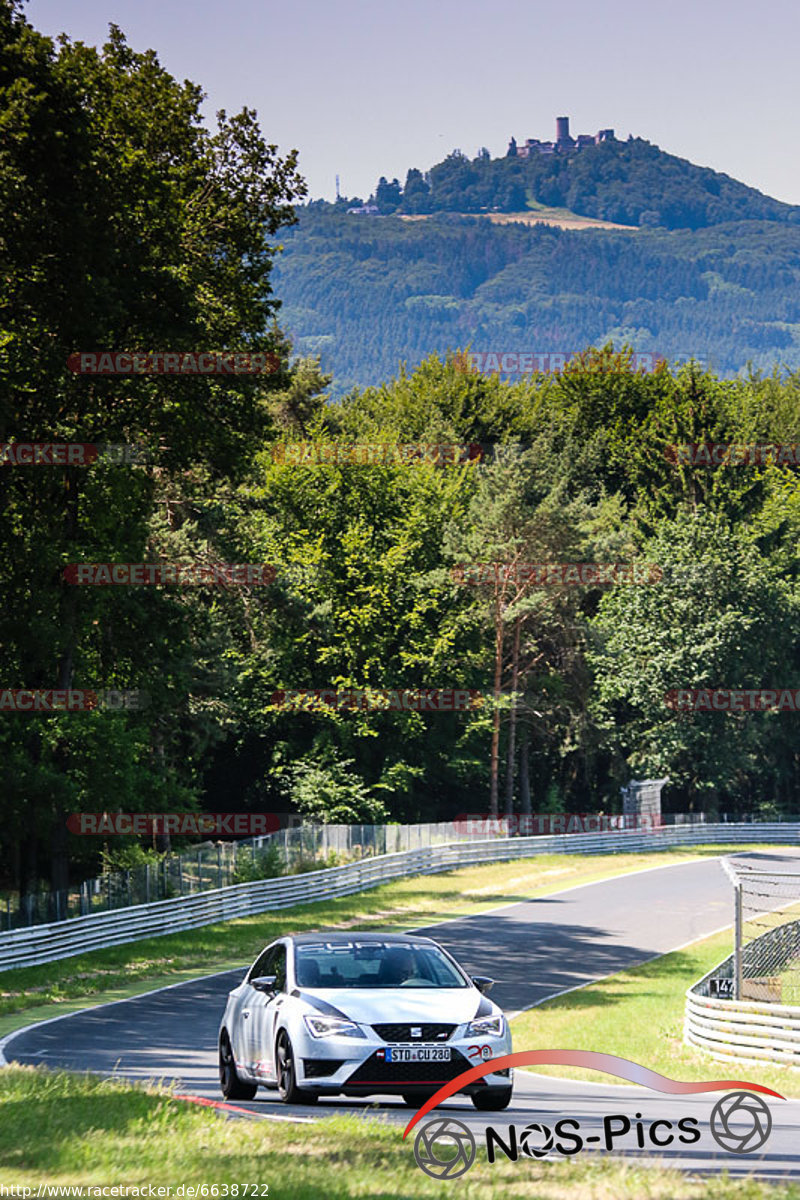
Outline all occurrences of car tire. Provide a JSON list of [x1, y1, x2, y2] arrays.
[[401, 1091, 438, 1108], [219, 1031, 258, 1101], [276, 1032, 318, 1105], [471, 1086, 513, 1111]]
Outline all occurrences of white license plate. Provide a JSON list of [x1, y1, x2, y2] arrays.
[[384, 1047, 451, 1062]]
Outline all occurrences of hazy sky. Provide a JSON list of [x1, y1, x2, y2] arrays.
[[26, 0, 800, 205]]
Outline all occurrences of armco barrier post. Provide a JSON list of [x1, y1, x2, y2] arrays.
[[734, 879, 743, 1000]]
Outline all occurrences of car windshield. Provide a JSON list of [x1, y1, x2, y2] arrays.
[[293, 941, 469, 988]]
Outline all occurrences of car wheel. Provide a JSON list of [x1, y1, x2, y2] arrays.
[[401, 1091, 438, 1108], [219, 1031, 257, 1101], [471, 1086, 513, 1111], [276, 1032, 318, 1105]]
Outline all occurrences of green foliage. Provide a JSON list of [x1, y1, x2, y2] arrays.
[[231, 842, 284, 883], [589, 511, 799, 808], [288, 849, 348, 875], [0, 4, 303, 896], [288, 753, 389, 825], [99, 844, 163, 874]]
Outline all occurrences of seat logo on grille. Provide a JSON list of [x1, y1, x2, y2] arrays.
[[411, 1027, 422, 1038]]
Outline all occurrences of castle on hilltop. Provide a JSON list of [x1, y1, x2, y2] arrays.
[[507, 117, 615, 159]]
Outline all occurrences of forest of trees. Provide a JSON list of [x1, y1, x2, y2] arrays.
[[274, 207, 800, 395], [2, 3, 799, 904]]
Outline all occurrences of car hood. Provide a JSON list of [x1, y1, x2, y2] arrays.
[[297, 987, 492, 1026]]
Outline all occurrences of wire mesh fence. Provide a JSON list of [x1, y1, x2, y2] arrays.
[[0, 810, 774, 934], [722, 858, 800, 1004], [0, 841, 241, 931], [0, 821, 471, 932]]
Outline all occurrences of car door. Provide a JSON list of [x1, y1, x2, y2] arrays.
[[239, 944, 277, 1077], [247, 943, 288, 1082]]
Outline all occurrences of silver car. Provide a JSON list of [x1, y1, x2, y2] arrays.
[[218, 931, 513, 1109]]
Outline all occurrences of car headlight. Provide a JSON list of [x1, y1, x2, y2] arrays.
[[303, 1014, 365, 1039], [466, 1014, 504, 1038]]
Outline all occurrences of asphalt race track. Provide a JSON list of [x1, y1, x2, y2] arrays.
[[5, 849, 800, 1180]]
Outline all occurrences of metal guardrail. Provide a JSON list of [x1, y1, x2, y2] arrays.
[[1, 821, 798, 973], [685, 967, 800, 1068], [685, 910, 800, 1067]]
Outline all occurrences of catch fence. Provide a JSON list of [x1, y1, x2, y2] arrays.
[[1, 821, 798, 973], [685, 857, 800, 1067], [0, 821, 474, 932], [725, 858, 800, 1004]]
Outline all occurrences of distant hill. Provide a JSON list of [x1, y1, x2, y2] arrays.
[[271, 138, 800, 394], [375, 137, 800, 231]]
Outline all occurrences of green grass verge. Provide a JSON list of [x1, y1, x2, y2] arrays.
[[510, 926, 800, 1098], [0, 843, 772, 1036], [1, 1066, 798, 1197]]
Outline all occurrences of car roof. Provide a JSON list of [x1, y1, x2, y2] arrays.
[[286, 932, 435, 946]]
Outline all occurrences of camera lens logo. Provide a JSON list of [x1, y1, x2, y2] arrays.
[[413, 1117, 476, 1179], [519, 1121, 555, 1158], [710, 1091, 772, 1154]]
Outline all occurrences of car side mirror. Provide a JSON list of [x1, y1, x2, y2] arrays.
[[472, 975, 495, 994], [251, 974, 277, 994]]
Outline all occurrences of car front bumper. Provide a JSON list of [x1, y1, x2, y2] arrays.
[[294, 1027, 513, 1096]]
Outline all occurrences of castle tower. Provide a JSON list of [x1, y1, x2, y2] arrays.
[[555, 116, 570, 143]]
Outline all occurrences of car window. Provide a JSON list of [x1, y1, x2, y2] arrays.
[[271, 945, 287, 993], [249, 944, 277, 982], [293, 941, 468, 988], [248, 944, 287, 992]]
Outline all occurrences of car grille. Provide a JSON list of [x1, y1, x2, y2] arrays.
[[372, 1023, 456, 1043], [346, 1049, 470, 1087]]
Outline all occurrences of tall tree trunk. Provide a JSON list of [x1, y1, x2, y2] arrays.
[[18, 809, 39, 922], [489, 594, 504, 817], [153, 730, 172, 852], [519, 724, 531, 816], [504, 616, 521, 818], [50, 470, 80, 908]]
